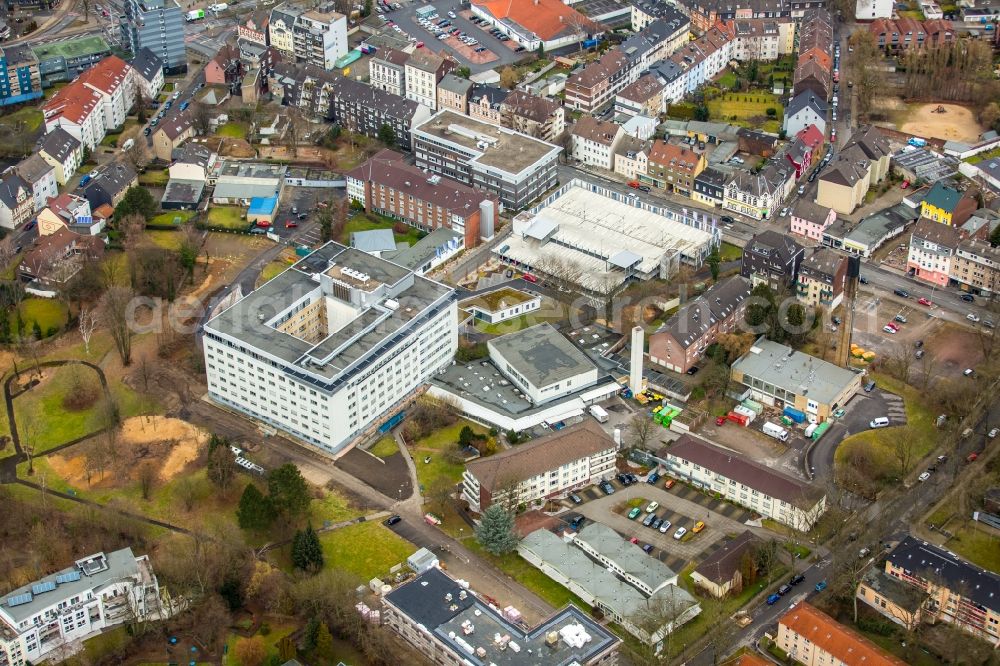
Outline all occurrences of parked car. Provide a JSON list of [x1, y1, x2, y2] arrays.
[[767, 593, 781, 605], [651, 518, 662, 530], [686, 366, 700, 375], [882, 325, 897, 334], [642, 543, 654, 554], [918, 471, 931, 482], [915, 349, 925, 359], [642, 513, 656, 527], [659, 520, 672, 533], [897, 289, 912, 298], [715, 416, 727, 426], [628, 507, 642, 520], [664, 479, 675, 489], [962, 293, 976, 303], [968, 313, 981, 322], [600, 481, 614, 495], [692, 521, 705, 533], [646, 472, 660, 485], [814, 580, 828, 592], [989, 428, 999, 439], [629, 536, 639, 544], [778, 584, 792, 595], [285, 221, 298, 228], [864, 380, 876, 392], [673, 527, 687, 539], [383, 514, 402, 526], [790, 574, 805, 585], [569, 493, 582, 504], [645, 501, 659, 513]]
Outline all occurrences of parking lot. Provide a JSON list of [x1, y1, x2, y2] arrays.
[[559, 475, 754, 573], [265, 187, 322, 241], [378, 0, 527, 71]]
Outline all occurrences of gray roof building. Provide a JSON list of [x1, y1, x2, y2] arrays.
[[731, 337, 860, 409], [886, 536, 1000, 616], [131, 47, 163, 88], [350, 228, 397, 254], [437, 72, 472, 96], [487, 323, 597, 392], [38, 127, 82, 164], [384, 227, 463, 272]]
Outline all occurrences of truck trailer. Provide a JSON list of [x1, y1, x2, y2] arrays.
[[589, 405, 609, 423]]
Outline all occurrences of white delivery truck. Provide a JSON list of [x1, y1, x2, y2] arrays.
[[120, 138, 135, 151], [762, 421, 789, 442], [589, 405, 609, 423]]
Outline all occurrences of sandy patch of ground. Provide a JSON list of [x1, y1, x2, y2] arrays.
[[900, 103, 984, 143], [925, 322, 984, 376], [47, 416, 208, 488]]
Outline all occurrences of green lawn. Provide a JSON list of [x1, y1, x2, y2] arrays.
[[139, 169, 169, 186], [968, 146, 1000, 164], [146, 230, 182, 250], [223, 622, 295, 666], [149, 210, 195, 226], [216, 121, 247, 139], [340, 213, 424, 246], [77, 162, 97, 175], [100, 131, 122, 147], [13, 363, 149, 454], [259, 260, 291, 284], [63, 626, 130, 666], [943, 524, 1000, 571], [0, 106, 44, 133], [315, 521, 414, 580], [19, 298, 68, 335], [370, 435, 399, 458], [207, 206, 247, 229], [718, 242, 742, 262], [708, 93, 783, 134], [716, 70, 737, 89], [408, 420, 488, 492], [464, 538, 590, 610], [835, 373, 938, 483]]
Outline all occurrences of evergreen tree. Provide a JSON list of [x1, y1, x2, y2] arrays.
[[291, 524, 324, 572], [458, 425, 475, 447], [112, 186, 157, 223], [236, 483, 275, 530], [267, 463, 311, 518], [314, 622, 334, 661], [302, 616, 320, 652], [378, 123, 396, 146], [707, 249, 720, 281], [475, 504, 518, 555]]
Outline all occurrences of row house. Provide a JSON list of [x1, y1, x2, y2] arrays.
[[499, 90, 565, 143], [436, 73, 472, 115], [78, 162, 138, 211], [780, 137, 813, 180], [692, 166, 727, 207], [468, 84, 508, 125], [571, 116, 623, 170], [405, 49, 454, 111], [648, 275, 752, 374], [740, 229, 804, 289], [796, 123, 825, 166], [723, 163, 791, 220], [685, 0, 827, 33], [869, 17, 954, 51], [345, 149, 498, 247], [952, 238, 1000, 296], [236, 9, 269, 46], [789, 199, 836, 242], [614, 73, 666, 119], [564, 48, 629, 113], [12, 155, 57, 213], [647, 59, 687, 107], [369, 47, 409, 97], [204, 44, 245, 88], [777, 603, 906, 666], [43, 55, 136, 150], [793, 57, 831, 101], [621, 14, 690, 73], [737, 128, 779, 158], [613, 136, 652, 180], [631, 0, 688, 32], [0, 173, 33, 230], [816, 126, 890, 214], [643, 141, 706, 196], [796, 247, 848, 310], [783, 90, 827, 139], [37, 127, 83, 186], [906, 217, 962, 287], [858, 536, 999, 648], [670, 22, 736, 96]]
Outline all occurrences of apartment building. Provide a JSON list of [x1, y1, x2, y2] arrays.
[[783, 91, 827, 138], [684, 0, 827, 33], [130, 48, 164, 100], [644, 141, 706, 196], [781, 138, 813, 180], [203, 242, 458, 454], [613, 136, 652, 180], [731, 337, 862, 425], [920, 181, 977, 227], [151, 110, 195, 161], [615, 73, 666, 119], [269, 2, 348, 70], [723, 165, 791, 220], [793, 57, 831, 101], [816, 147, 872, 215], [121, 0, 186, 73], [692, 166, 727, 207], [659, 435, 827, 531], [648, 275, 752, 374], [412, 110, 560, 210], [43, 55, 136, 150], [462, 420, 616, 512], [796, 248, 847, 309], [571, 116, 623, 170], [776, 602, 907, 666], [741, 230, 804, 289], [405, 49, 453, 111], [906, 217, 962, 287], [32, 35, 112, 87], [467, 84, 508, 125], [383, 568, 620, 666], [953, 238, 1000, 296], [857, 535, 1000, 647], [0, 549, 160, 666], [565, 49, 629, 114], [345, 149, 498, 247], [869, 17, 955, 50], [789, 200, 836, 242], [78, 162, 138, 211], [436, 73, 471, 115], [0, 174, 33, 230], [368, 48, 409, 97], [0, 44, 42, 106], [499, 90, 565, 143], [13, 155, 57, 213], [725, 18, 793, 62]]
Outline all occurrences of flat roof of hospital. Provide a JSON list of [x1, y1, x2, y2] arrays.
[[204, 242, 453, 387], [487, 323, 597, 390], [413, 109, 561, 176]]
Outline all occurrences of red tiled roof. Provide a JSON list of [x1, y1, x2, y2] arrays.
[[779, 603, 907, 666], [472, 0, 598, 41], [797, 47, 831, 72], [648, 141, 702, 173], [796, 124, 824, 151], [44, 55, 132, 125], [76, 55, 131, 95]]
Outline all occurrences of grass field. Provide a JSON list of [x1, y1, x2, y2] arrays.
[[835, 373, 938, 483], [718, 242, 742, 262], [942, 524, 1000, 571], [464, 538, 590, 610], [139, 169, 169, 186], [19, 298, 68, 334], [716, 70, 737, 89], [968, 146, 1000, 164], [260, 260, 291, 284], [340, 214, 423, 246], [149, 210, 195, 226], [370, 435, 399, 458], [408, 420, 488, 492], [310, 521, 413, 580], [13, 364, 149, 454], [207, 206, 247, 229], [217, 122, 247, 139], [0, 106, 44, 133], [473, 310, 564, 335], [708, 93, 783, 133]]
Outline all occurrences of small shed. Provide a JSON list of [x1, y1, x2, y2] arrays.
[[350, 229, 397, 256], [407, 547, 439, 574]]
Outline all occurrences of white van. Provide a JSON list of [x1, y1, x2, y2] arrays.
[[869, 417, 890, 429]]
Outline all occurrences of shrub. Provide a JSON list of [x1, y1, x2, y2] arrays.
[[766, 107, 777, 117]]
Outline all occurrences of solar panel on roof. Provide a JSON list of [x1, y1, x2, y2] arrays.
[[56, 571, 82, 584], [7, 593, 32, 607], [31, 581, 56, 595]]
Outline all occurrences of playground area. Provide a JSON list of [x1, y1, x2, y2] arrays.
[[898, 102, 984, 143]]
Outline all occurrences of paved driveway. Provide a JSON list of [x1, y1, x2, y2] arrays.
[[810, 386, 906, 480]]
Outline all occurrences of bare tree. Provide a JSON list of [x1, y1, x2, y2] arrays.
[[191, 102, 212, 135], [285, 107, 301, 157], [123, 141, 145, 171], [79, 0, 91, 22], [100, 286, 137, 366], [79, 307, 99, 356], [629, 412, 655, 451], [890, 425, 919, 478], [138, 462, 157, 500]]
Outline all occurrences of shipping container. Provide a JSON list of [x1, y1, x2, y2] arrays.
[[733, 405, 756, 423], [727, 411, 749, 426], [811, 422, 831, 441], [740, 398, 764, 414], [783, 406, 806, 423]]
